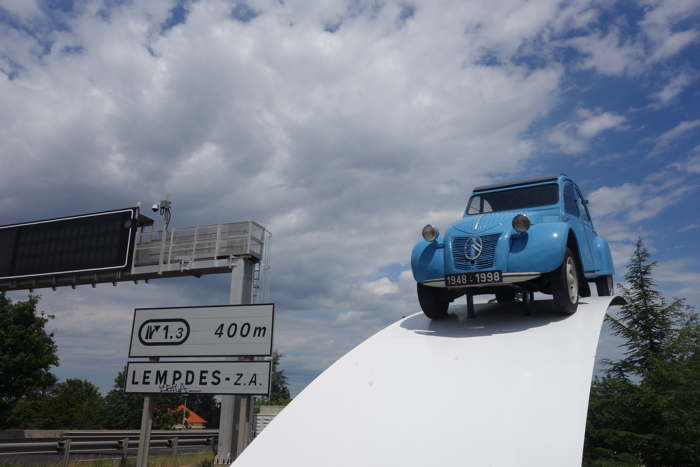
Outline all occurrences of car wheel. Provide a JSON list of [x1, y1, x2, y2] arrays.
[[595, 275, 614, 296], [551, 248, 579, 315], [495, 289, 516, 303], [417, 283, 449, 320]]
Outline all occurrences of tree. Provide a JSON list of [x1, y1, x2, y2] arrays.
[[605, 237, 686, 377], [101, 368, 146, 429], [584, 238, 700, 466], [187, 394, 220, 428], [101, 366, 184, 429], [42, 379, 104, 429], [0, 294, 59, 428], [258, 351, 291, 405]]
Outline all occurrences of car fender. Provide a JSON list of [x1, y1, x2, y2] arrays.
[[594, 236, 614, 276], [506, 223, 569, 274], [411, 237, 445, 283]]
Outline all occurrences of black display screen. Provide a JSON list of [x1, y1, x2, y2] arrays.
[[0, 208, 137, 280]]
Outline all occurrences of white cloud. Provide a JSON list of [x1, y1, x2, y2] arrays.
[[587, 166, 698, 277], [568, 27, 646, 76], [363, 277, 399, 296], [566, 1, 700, 76], [577, 108, 626, 138], [655, 260, 700, 290], [545, 107, 626, 154], [671, 153, 700, 174], [649, 72, 696, 107], [658, 120, 700, 142], [0, 0, 41, 20], [650, 120, 700, 156], [679, 223, 700, 233], [589, 178, 695, 224], [641, 0, 700, 62]]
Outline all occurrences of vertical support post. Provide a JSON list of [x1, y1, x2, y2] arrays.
[[136, 357, 158, 467], [171, 437, 178, 456], [214, 257, 254, 465], [467, 293, 476, 319], [62, 439, 71, 467], [121, 437, 129, 462], [236, 389, 253, 455], [158, 228, 167, 275]]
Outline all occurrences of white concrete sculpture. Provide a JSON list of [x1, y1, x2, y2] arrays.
[[234, 296, 623, 467]]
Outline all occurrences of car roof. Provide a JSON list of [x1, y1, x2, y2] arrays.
[[473, 175, 563, 193]]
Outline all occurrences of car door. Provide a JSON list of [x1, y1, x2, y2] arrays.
[[575, 186, 599, 272], [562, 182, 595, 272]]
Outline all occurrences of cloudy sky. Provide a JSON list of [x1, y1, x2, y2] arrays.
[[1, 0, 699, 396]]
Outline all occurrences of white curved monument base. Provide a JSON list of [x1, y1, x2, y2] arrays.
[[234, 297, 622, 467]]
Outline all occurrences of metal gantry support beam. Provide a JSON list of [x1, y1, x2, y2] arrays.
[[214, 257, 255, 465]]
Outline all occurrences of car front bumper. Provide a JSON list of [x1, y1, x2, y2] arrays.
[[421, 272, 542, 288]]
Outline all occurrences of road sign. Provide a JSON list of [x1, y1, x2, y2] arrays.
[[128, 304, 274, 358], [124, 361, 271, 395], [0, 208, 139, 281]]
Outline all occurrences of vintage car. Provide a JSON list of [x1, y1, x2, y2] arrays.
[[411, 174, 614, 319]]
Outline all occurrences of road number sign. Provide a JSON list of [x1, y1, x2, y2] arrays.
[[124, 361, 271, 395], [129, 304, 274, 357]]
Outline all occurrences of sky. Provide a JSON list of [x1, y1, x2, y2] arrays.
[[1, 0, 699, 396]]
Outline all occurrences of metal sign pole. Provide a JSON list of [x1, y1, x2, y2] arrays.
[[215, 258, 254, 465], [136, 357, 158, 467]]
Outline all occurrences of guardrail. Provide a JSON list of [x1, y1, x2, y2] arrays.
[[0, 429, 218, 465]]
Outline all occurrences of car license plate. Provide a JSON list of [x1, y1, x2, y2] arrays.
[[445, 271, 502, 287]]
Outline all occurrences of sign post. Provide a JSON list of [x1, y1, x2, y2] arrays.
[[216, 257, 255, 464], [135, 358, 157, 467], [125, 258, 270, 465]]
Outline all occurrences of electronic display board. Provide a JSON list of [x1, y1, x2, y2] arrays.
[[0, 208, 138, 280]]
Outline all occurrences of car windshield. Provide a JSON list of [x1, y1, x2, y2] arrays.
[[466, 183, 559, 215]]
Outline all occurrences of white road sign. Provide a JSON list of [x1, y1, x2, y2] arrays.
[[128, 304, 274, 357], [124, 361, 271, 395]]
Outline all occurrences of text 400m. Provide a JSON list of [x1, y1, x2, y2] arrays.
[[214, 322, 268, 339]]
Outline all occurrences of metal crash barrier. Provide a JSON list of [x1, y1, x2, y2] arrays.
[[0, 430, 218, 465]]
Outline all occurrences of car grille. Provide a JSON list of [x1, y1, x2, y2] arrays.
[[452, 234, 500, 271]]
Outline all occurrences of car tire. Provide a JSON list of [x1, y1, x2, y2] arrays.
[[417, 283, 449, 320], [595, 275, 614, 296], [495, 289, 516, 303], [551, 248, 579, 315]]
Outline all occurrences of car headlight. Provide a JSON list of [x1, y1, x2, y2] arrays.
[[512, 214, 531, 233], [422, 224, 439, 242]]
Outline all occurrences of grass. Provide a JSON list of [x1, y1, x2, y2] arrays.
[[0, 450, 214, 467]]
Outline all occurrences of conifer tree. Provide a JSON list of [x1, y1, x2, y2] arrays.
[[606, 237, 685, 377]]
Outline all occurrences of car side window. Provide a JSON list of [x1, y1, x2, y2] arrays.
[[563, 183, 579, 216], [467, 196, 481, 214], [466, 196, 493, 214], [575, 188, 591, 221]]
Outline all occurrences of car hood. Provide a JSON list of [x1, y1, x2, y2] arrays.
[[452, 212, 515, 235]]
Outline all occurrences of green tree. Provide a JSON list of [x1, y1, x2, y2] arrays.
[[102, 368, 145, 429], [101, 366, 183, 429], [258, 351, 291, 405], [187, 394, 220, 428], [42, 379, 104, 429], [605, 237, 685, 377], [584, 238, 700, 466], [0, 294, 58, 428]]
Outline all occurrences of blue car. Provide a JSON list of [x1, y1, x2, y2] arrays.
[[411, 174, 614, 319]]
